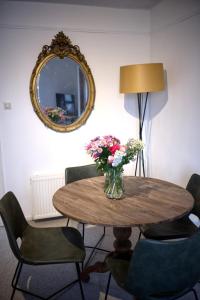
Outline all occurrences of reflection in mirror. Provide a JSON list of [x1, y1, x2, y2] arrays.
[[37, 57, 88, 125], [30, 32, 95, 132]]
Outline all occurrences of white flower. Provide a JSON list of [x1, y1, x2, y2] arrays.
[[112, 150, 124, 167], [127, 138, 144, 151]]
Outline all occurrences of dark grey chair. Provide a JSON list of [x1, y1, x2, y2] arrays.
[[65, 164, 108, 268], [105, 232, 200, 300], [139, 173, 200, 240], [0, 191, 85, 300]]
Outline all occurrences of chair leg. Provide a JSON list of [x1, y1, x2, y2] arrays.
[[138, 230, 142, 240], [84, 226, 107, 268], [82, 223, 85, 241], [11, 261, 23, 300], [11, 261, 21, 288], [11, 261, 80, 300], [105, 272, 112, 300], [76, 263, 85, 300], [192, 288, 199, 300], [103, 226, 105, 235], [66, 218, 70, 226], [11, 262, 45, 299]]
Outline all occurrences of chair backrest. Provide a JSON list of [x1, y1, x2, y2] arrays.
[[0, 191, 28, 260], [65, 164, 103, 184], [126, 231, 200, 299], [186, 173, 200, 217]]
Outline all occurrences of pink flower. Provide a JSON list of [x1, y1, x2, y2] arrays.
[[97, 148, 103, 153], [108, 155, 114, 164], [120, 145, 127, 153]]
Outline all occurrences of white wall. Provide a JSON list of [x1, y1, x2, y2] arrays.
[[0, 1, 150, 218], [0, 142, 5, 226], [150, 0, 200, 186]]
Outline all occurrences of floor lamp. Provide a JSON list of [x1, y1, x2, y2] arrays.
[[120, 63, 164, 177]]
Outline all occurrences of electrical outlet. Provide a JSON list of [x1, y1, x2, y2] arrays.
[[3, 102, 12, 110]]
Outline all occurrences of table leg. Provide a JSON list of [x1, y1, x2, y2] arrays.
[[80, 227, 132, 281], [113, 227, 132, 251]]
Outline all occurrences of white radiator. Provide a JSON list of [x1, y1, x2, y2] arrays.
[[30, 173, 65, 220]]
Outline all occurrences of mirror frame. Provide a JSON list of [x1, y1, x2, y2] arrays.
[[30, 31, 95, 132]]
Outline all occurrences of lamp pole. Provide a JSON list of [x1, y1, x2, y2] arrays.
[[134, 92, 148, 177]]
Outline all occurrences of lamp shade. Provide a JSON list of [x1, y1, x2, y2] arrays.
[[120, 63, 164, 93]]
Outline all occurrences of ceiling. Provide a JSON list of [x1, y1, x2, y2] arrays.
[[7, 0, 162, 10]]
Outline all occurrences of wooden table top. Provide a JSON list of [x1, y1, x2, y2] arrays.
[[53, 176, 194, 227]]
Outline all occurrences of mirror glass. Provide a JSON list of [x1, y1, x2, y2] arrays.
[[37, 57, 88, 125], [30, 32, 95, 132]]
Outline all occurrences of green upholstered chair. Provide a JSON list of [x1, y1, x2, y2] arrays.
[[0, 191, 86, 300], [105, 232, 200, 300], [65, 164, 107, 267], [65, 164, 104, 237], [65, 164, 103, 186], [139, 173, 200, 240]]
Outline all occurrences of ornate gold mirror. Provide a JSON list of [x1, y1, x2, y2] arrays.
[[30, 32, 95, 132]]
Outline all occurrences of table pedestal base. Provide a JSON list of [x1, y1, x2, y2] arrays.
[[80, 227, 132, 281]]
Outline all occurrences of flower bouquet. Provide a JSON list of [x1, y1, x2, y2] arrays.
[[86, 135, 143, 199], [44, 107, 65, 123]]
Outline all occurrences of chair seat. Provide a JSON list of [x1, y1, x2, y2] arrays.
[[140, 216, 198, 240], [20, 226, 85, 264]]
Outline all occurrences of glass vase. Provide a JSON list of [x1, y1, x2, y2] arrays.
[[104, 168, 124, 199]]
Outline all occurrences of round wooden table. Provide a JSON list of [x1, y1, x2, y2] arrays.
[[53, 176, 194, 279], [53, 176, 193, 226]]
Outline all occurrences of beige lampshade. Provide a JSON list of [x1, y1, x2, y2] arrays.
[[120, 63, 164, 93]]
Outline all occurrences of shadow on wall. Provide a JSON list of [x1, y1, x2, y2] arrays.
[[149, 71, 168, 119], [122, 70, 168, 177], [123, 70, 168, 120]]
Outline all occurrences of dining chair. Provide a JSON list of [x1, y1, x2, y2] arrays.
[[105, 231, 200, 300], [138, 173, 200, 240], [0, 191, 86, 300], [65, 164, 108, 268]]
